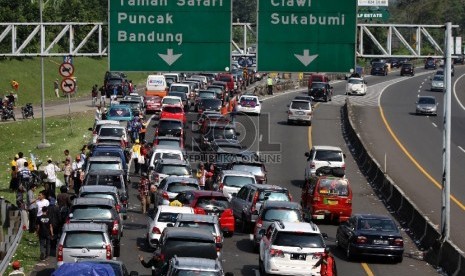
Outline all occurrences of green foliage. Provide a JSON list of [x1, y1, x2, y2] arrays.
[[233, 0, 257, 23], [3, 231, 40, 275]]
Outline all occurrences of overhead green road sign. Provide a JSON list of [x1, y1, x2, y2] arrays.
[[257, 0, 357, 72], [358, 10, 390, 21], [109, 0, 232, 72]]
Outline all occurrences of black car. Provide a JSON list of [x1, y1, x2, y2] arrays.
[[210, 138, 243, 152], [308, 82, 332, 102], [200, 122, 238, 151], [424, 57, 437, 69], [197, 98, 222, 114], [439, 63, 455, 76], [387, 58, 401, 68], [400, 63, 415, 76], [336, 214, 404, 262], [210, 148, 259, 176], [453, 55, 465, 65], [155, 118, 185, 140], [370, 62, 388, 76], [168, 91, 190, 112]]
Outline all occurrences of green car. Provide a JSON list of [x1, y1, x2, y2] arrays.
[[107, 104, 133, 122]]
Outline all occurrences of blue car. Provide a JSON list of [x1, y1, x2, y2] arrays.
[[107, 104, 133, 122]]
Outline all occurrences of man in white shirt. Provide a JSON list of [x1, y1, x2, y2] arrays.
[[36, 190, 49, 217], [44, 158, 61, 199], [15, 152, 27, 171]]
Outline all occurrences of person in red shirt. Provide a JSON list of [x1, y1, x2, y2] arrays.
[[313, 247, 337, 276], [138, 173, 150, 214], [196, 162, 213, 190]]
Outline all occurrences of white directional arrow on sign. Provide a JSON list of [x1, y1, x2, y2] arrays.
[[158, 49, 182, 66], [294, 49, 318, 67]]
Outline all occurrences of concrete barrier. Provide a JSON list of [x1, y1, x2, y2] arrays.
[[343, 99, 465, 276]]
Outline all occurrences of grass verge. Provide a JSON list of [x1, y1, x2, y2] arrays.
[[4, 232, 40, 275]]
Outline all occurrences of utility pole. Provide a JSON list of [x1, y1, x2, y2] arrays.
[[37, 0, 50, 149]]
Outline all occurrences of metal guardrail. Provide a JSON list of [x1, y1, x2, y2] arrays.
[[0, 197, 23, 275]]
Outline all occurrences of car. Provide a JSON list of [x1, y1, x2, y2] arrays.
[[307, 73, 330, 92], [206, 85, 227, 101], [230, 184, 292, 232], [210, 139, 242, 152], [400, 63, 415, 76], [252, 201, 303, 250], [161, 95, 183, 108], [83, 170, 128, 206], [148, 145, 186, 170], [197, 98, 222, 114], [105, 77, 127, 98], [119, 99, 144, 117], [168, 91, 190, 112], [146, 205, 194, 248], [199, 122, 239, 152], [165, 256, 227, 276], [78, 185, 127, 220], [336, 214, 404, 262], [149, 159, 192, 186], [236, 95, 261, 115], [308, 82, 333, 102], [76, 259, 139, 276], [67, 197, 123, 256], [345, 77, 367, 95], [424, 57, 437, 69], [216, 170, 257, 200], [258, 221, 326, 276], [153, 176, 200, 206], [195, 90, 217, 111], [174, 190, 235, 236], [287, 99, 312, 125], [416, 95, 438, 116], [225, 160, 267, 184], [209, 148, 259, 177], [160, 105, 187, 125], [301, 172, 352, 223], [169, 83, 192, 101], [174, 213, 223, 249], [453, 55, 464, 65], [194, 112, 230, 134], [90, 144, 129, 177], [153, 136, 183, 148], [371, 62, 389, 76], [430, 74, 445, 91], [215, 73, 235, 92], [56, 223, 114, 267], [387, 58, 401, 68], [88, 120, 120, 144], [106, 104, 133, 122], [304, 145, 346, 179], [84, 156, 124, 175], [439, 62, 455, 76], [144, 96, 162, 114], [154, 118, 185, 142], [96, 124, 129, 148], [293, 95, 313, 103]]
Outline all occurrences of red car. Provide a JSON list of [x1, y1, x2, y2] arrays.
[[160, 105, 187, 125], [144, 96, 162, 114], [173, 190, 235, 236], [301, 175, 352, 223]]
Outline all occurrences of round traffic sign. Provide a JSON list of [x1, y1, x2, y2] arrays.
[[59, 62, 74, 78], [61, 78, 76, 94]]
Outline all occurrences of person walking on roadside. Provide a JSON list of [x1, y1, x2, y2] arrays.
[[131, 139, 142, 175], [9, 154, 19, 191], [63, 159, 72, 188], [139, 252, 165, 276], [71, 155, 83, 194], [139, 173, 150, 214], [267, 75, 273, 95], [36, 206, 53, 261], [94, 104, 102, 122], [91, 84, 98, 106], [313, 247, 337, 276], [36, 190, 50, 217], [196, 162, 213, 190], [53, 79, 60, 98], [44, 158, 60, 199], [99, 85, 106, 107], [27, 183, 38, 233]]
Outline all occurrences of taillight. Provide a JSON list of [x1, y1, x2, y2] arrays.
[[313, 196, 321, 202], [112, 220, 119, 236], [106, 244, 112, 260], [288, 111, 292, 115], [256, 218, 263, 228], [342, 164, 346, 170], [222, 209, 233, 217], [162, 192, 169, 200], [194, 207, 206, 215], [152, 227, 161, 234], [356, 236, 367, 244], [310, 162, 315, 169], [57, 244, 63, 262], [115, 204, 121, 213], [346, 198, 352, 204], [65, 217, 70, 224], [218, 183, 224, 191], [394, 238, 404, 246], [270, 248, 284, 258]]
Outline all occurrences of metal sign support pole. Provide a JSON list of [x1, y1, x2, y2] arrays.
[[37, 0, 50, 149]]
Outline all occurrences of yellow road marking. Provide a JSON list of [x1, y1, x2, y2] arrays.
[[379, 105, 465, 210], [361, 263, 375, 276]]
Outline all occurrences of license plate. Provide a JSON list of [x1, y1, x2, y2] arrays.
[[290, 253, 307, 260], [327, 200, 338, 205], [373, 239, 389, 245], [315, 215, 324, 220], [297, 111, 305, 115], [165, 134, 174, 137]]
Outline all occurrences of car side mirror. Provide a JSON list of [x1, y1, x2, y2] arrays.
[[232, 193, 237, 197], [321, 233, 328, 239], [343, 153, 346, 158], [304, 152, 310, 157], [258, 229, 266, 238]]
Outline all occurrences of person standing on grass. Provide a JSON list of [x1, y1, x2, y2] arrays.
[[27, 183, 38, 233], [9, 154, 19, 191], [71, 155, 83, 194], [36, 206, 53, 261], [44, 158, 60, 199]]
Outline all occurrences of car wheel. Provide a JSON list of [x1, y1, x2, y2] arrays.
[[307, 121, 312, 126], [287, 119, 292, 125]]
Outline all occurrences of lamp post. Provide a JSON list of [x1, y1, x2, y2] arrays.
[[37, 0, 50, 149]]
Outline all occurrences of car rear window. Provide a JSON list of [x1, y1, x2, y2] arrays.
[[162, 98, 181, 105], [263, 209, 301, 222], [81, 193, 118, 202], [290, 101, 310, 110], [196, 197, 230, 209], [258, 191, 289, 202], [231, 164, 263, 176], [171, 86, 189, 93], [311, 83, 326, 89], [64, 232, 106, 248], [358, 218, 397, 232], [274, 232, 325, 248], [219, 76, 232, 82], [314, 150, 343, 162], [177, 222, 216, 234], [159, 120, 182, 129], [167, 182, 199, 193], [86, 175, 123, 189], [88, 162, 122, 171], [158, 212, 181, 223], [318, 178, 349, 196], [163, 106, 183, 113], [199, 91, 216, 98], [71, 207, 113, 220], [159, 164, 190, 176], [223, 175, 255, 188], [99, 128, 124, 137], [109, 108, 130, 117], [154, 152, 183, 160], [348, 79, 363, 84], [156, 140, 181, 147]]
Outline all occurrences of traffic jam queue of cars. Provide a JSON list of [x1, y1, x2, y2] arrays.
[[54, 71, 405, 276]]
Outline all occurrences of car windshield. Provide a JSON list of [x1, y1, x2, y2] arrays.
[[373, 62, 385, 67], [171, 86, 189, 93], [196, 197, 231, 209], [99, 128, 124, 137], [163, 106, 183, 113], [71, 207, 113, 220], [162, 98, 181, 105], [290, 101, 310, 110], [433, 75, 444, 81], [158, 212, 181, 222], [315, 150, 343, 162], [232, 164, 263, 175], [159, 120, 182, 129], [263, 209, 301, 222], [108, 79, 122, 85], [318, 178, 350, 196], [207, 127, 236, 140], [159, 165, 190, 176], [223, 175, 255, 188], [201, 99, 222, 108], [177, 222, 216, 234], [258, 191, 289, 202], [274, 232, 325, 248], [169, 92, 187, 100], [108, 108, 130, 117], [86, 175, 123, 189], [64, 232, 106, 248], [167, 182, 198, 193], [311, 83, 326, 89], [81, 193, 117, 202], [154, 152, 183, 160], [88, 162, 122, 172], [402, 64, 413, 68], [418, 97, 436, 105], [358, 218, 397, 232], [348, 79, 363, 84], [173, 271, 219, 276]]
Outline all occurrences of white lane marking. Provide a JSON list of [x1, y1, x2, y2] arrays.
[[432, 122, 438, 128], [453, 73, 465, 111], [418, 89, 421, 93], [377, 71, 433, 106], [259, 134, 263, 142], [458, 146, 465, 153]]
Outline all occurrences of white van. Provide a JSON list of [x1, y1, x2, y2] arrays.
[[169, 83, 191, 96], [145, 74, 168, 97], [163, 73, 181, 83]]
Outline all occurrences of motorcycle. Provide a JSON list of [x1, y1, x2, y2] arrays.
[[21, 103, 34, 119], [1, 104, 15, 121]]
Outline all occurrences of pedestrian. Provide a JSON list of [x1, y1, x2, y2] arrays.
[[63, 149, 72, 163], [11, 79, 19, 92], [139, 141, 149, 174], [15, 185, 25, 210], [44, 158, 60, 199], [16, 152, 27, 171], [196, 162, 213, 190], [139, 115, 147, 142], [267, 75, 273, 95], [80, 145, 88, 163], [313, 247, 337, 276], [149, 184, 157, 210], [95, 104, 102, 122], [36, 206, 53, 261], [17, 162, 32, 189], [26, 183, 38, 233], [131, 139, 142, 175], [36, 190, 50, 217], [8, 260, 25, 276], [99, 85, 106, 107], [91, 84, 98, 105], [139, 173, 150, 214], [53, 79, 59, 98], [48, 197, 60, 251], [63, 159, 72, 188], [71, 155, 83, 194], [9, 154, 19, 191], [139, 252, 165, 276], [101, 107, 108, 120]]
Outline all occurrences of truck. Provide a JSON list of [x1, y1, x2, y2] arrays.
[[145, 74, 168, 98]]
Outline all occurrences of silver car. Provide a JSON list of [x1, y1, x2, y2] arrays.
[[430, 75, 444, 91], [416, 95, 438, 116], [153, 176, 199, 206], [174, 213, 223, 247], [57, 223, 113, 267], [287, 100, 312, 125], [217, 170, 256, 201]]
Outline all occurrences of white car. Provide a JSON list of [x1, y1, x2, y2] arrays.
[[259, 221, 326, 276], [161, 96, 183, 108], [148, 145, 186, 170], [345, 77, 367, 95], [304, 145, 346, 179], [146, 205, 194, 248], [236, 95, 261, 115], [287, 100, 312, 125], [217, 170, 257, 201]]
